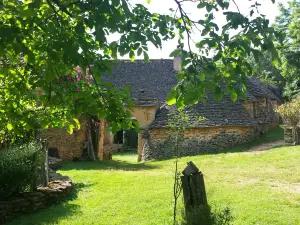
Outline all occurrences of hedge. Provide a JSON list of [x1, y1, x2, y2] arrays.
[[0, 141, 45, 200]]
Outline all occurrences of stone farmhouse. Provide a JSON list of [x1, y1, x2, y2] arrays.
[[42, 59, 281, 161]]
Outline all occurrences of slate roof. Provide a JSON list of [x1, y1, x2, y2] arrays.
[[151, 93, 257, 128], [246, 76, 281, 102], [104, 59, 177, 101], [105, 59, 281, 128], [105, 59, 279, 102]]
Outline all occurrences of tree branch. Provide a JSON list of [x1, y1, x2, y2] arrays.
[[46, 0, 61, 26], [232, 0, 241, 14], [174, 0, 194, 59]]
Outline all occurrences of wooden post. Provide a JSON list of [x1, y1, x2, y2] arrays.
[[137, 132, 143, 162], [97, 120, 105, 160]]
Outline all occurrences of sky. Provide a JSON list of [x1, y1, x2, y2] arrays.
[[125, 0, 284, 59]]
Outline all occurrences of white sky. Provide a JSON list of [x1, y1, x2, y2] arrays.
[[124, 0, 284, 59]]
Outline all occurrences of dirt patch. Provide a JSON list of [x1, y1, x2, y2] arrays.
[[247, 140, 285, 152], [269, 181, 300, 194]]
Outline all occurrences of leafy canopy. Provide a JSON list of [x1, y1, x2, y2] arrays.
[[273, 0, 300, 100], [0, 0, 279, 139]]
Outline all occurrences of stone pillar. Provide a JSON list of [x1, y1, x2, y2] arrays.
[[137, 132, 143, 162], [97, 120, 105, 160]]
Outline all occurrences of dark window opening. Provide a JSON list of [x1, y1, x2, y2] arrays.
[[114, 130, 124, 144]]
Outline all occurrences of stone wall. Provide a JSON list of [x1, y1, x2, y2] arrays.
[[40, 118, 88, 161], [243, 99, 279, 136], [0, 174, 72, 224], [243, 101, 255, 118], [142, 126, 255, 160], [284, 127, 300, 145]]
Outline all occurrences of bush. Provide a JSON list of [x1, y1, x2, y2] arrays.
[[0, 141, 45, 200], [276, 97, 300, 127], [181, 205, 233, 225]]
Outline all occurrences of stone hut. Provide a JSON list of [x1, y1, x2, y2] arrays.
[[104, 59, 281, 160]]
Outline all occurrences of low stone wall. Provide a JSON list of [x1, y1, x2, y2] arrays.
[[0, 173, 72, 224], [142, 126, 255, 160]]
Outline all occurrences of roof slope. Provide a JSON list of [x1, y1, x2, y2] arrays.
[[104, 59, 176, 101], [151, 93, 257, 128], [106, 59, 280, 103], [105, 60, 280, 128], [246, 77, 281, 102]]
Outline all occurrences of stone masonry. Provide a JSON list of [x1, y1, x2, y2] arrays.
[[40, 118, 88, 161], [142, 126, 255, 160]]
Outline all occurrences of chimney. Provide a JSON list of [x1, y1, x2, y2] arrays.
[[173, 43, 183, 72], [173, 55, 182, 72]]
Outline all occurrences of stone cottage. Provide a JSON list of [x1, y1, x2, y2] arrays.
[[41, 59, 281, 161], [104, 59, 281, 160]]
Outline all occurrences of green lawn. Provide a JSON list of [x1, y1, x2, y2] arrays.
[[7, 128, 300, 225]]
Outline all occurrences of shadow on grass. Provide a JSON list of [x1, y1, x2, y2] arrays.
[[6, 182, 91, 225], [60, 158, 160, 171]]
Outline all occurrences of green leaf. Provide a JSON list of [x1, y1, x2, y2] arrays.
[[67, 124, 74, 134], [98, 111, 106, 120], [73, 118, 81, 129], [143, 51, 149, 62], [24, 54, 29, 63], [230, 90, 238, 102], [112, 0, 120, 6], [137, 48, 143, 56], [198, 72, 205, 81], [7, 123, 13, 131], [167, 89, 177, 105], [129, 50, 135, 62], [197, 2, 207, 8], [213, 86, 223, 101], [176, 95, 184, 109], [169, 49, 181, 57], [75, 22, 85, 35]]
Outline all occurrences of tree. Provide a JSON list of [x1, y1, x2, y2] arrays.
[[0, 0, 280, 141], [247, 51, 283, 86], [273, 0, 300, 100]]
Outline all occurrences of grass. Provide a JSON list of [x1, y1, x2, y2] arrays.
[[7, 127, 300, 225]]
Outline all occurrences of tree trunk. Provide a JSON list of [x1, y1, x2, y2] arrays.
[[97, 120, 105, 160]]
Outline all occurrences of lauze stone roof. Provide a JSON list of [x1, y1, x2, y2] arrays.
[[151, 93, 257, 128], [105, 59, 280, 128], [105, 59, 177, 101]]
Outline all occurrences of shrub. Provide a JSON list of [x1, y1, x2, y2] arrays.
[[181, 205, 233, 225], [0, 141, 45, 200], [276, 97, 300, 127], [276, 97, 300, 144]]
